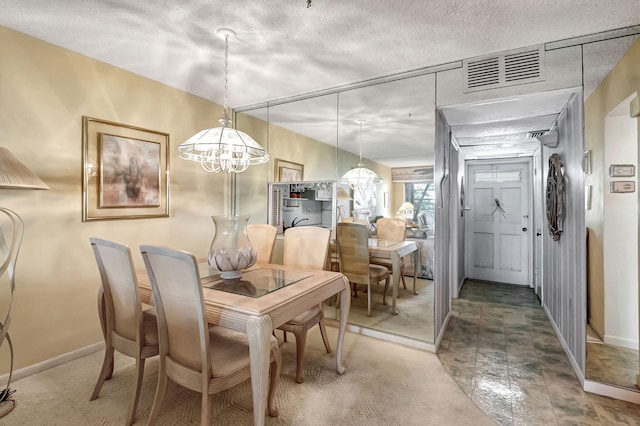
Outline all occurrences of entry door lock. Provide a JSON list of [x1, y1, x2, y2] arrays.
[[522, 227, 528, 232]]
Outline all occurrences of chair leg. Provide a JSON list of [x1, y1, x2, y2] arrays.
[[97, 289, 113, 381], [147, 368, 169, 426], [126, 357, 145, 426], [267, 345, 281, 417], [367, 283, 372, 316], [90, 344, 115, 401], [318, 318, 332, 353], [200, 391, 210, 426], [382, 276, 390, 305], [293, 326, 307, 383]]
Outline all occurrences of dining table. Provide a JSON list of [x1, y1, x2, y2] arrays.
[[131, 260, 351, 426], [330, 238, 419, 315]]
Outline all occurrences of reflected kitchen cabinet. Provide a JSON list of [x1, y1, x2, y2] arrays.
[[268, 181, 337, 234]]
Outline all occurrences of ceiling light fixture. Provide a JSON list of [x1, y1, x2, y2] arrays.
[[339, 119, 382, 191], [178, 28, 268, 173]]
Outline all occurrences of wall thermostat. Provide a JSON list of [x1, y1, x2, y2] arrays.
[[609, 164, 635, 177], [610, 181, 635, 193]]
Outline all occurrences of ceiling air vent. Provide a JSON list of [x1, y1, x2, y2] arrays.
[[463, 45, 545, 93], [527, 130, 547, 140]]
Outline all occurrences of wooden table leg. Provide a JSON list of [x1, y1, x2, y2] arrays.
[[391, 253, 400, 315], [412, 245, 419, 295], [336, 276, 350, 374], [246, 315, 272, 426]]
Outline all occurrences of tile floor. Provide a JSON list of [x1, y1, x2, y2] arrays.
[[438, 280, 640, 425], [587, 340, 640, 390]]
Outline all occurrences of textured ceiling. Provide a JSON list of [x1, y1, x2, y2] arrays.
[[1, 1, 639, 166], [2, 0, 639, 107]]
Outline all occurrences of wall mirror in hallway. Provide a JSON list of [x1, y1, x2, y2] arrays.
[[584, 35, 640, 392], [235, 73, 437, 344]]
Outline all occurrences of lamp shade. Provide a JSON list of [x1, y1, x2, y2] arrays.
[[178, 120, 269, 173], [0, 148, 49, 190], [398, 202, 414, 211], [339, 165, 383, 191]]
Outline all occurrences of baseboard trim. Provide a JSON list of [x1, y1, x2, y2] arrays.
[[325, 319, 436, 352], [584, 379, 640, 404], [0, 342, 104, 387], [543, 305, 585, 386], [434, 311, 451, 351]]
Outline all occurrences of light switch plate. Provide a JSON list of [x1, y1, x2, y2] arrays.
[[609, 164, 635, 177], [610, 181, 635, 193]]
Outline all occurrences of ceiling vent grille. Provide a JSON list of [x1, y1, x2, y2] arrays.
[[463, 46, 545, 93], [527, 130, 547, 140]]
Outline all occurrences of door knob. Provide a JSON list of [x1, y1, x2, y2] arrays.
[[536, 232, 542, 236], [522, 227, 528, 232]]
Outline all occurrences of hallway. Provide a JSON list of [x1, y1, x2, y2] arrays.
[[437, 280, 640, 425]]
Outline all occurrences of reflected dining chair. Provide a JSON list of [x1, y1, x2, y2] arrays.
[[247, 224, 277, 264], [336, 222, 390, 316], [370, 217, 408, 290], [140, 245, 281, 424], [277, 226, 332, 383], [89, 238, 159, 426]]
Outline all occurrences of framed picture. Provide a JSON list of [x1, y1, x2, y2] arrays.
[[583, 150, 592, 175], [275, 158, 304, 182], [82, 116, 170, 221]]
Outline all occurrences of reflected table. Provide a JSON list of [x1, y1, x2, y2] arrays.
[[331, 239, 418, 315], [367, 239, 419, 315], [136, 262, 351, 426]]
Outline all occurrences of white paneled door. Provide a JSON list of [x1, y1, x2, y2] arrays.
[[466, 160, 532, 285]]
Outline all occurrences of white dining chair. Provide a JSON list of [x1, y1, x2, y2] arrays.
[[140, 245, 281, 424], [277, 226, 332, 383], [89, 238, 159, 426]]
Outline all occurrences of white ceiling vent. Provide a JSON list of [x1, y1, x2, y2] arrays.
[[463, 46, 545, 93], [527, 130, 547, 140]]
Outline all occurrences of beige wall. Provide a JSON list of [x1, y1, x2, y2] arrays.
[[236, 110, 394, 222], [585, 38, 640, 338], [0, 25, 237, 373]]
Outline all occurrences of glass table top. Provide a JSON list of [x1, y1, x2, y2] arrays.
[[368, 238, 396, 248], [201, 266, 312, 298]]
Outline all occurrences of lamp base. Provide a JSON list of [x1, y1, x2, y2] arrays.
[[0, 399, 16, 417]]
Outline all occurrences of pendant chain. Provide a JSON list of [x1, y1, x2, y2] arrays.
[[223, 34, 229, 113]]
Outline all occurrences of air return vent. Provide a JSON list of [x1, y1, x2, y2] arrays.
[[527, 130, 547, 140], [463, 46, 545, 92]]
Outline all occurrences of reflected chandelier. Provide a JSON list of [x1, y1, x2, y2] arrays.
[[339, 119, 382, 190], [178, 28, 268, 173]]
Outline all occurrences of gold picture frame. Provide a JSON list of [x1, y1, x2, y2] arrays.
[[82, 116, 170, 221], [275, 158, 304, 182]]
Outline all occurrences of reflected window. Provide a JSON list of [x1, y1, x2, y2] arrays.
[[474, 169, 522, 183], [404, 182, 435, 237]]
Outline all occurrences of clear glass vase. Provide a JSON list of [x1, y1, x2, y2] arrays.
[[208, 215, 257, 280]]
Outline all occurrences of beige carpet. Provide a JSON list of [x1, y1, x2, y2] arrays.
[[7, 327, 493, 425], [325, 277, 434, 342]]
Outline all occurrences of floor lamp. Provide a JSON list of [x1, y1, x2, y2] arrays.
[[0, 147, 49, 417]]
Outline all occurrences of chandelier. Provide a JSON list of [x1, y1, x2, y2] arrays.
[[339, 119, 382, 190], [178, 28, 268, 173]]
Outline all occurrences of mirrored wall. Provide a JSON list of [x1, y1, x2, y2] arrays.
[[235, 73, 437, 343], [584, 35, 640, 392]]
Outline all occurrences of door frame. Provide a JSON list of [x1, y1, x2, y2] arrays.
[[464, 157, 535, 286]]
